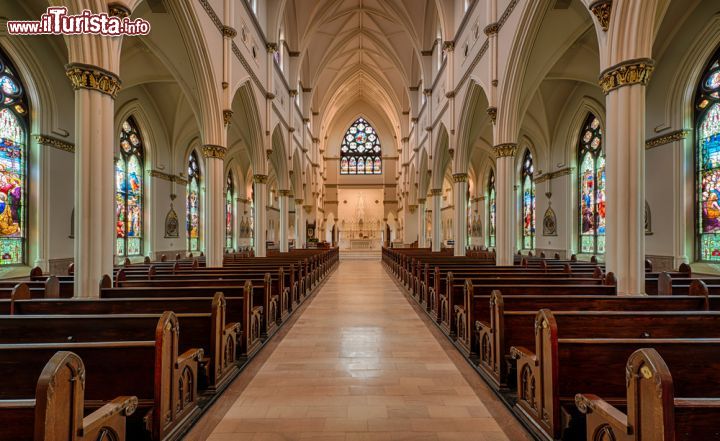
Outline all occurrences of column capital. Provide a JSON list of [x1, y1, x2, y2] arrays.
[[109, 3, 131, 19], [599, 58, 654, 95], [589, 0, 612, 32], [452, 173, 468, 183], [223, 109, 233, 125], [266, 42, 278, 53], [294, 198, 304, 204], [442, 41, 455, 52], [417, 198, 426, 204], [253, 174, 268, 184], [222, 25, 237, 38], [430, 189, 442, 196], [65, 63, 121, 98], [201, 144, 228, 159], [278, 190, 291, 196], [483, 22, 499, 36], [493, 143, 518, 158]]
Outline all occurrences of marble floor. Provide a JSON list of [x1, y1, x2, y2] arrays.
[[198, 261, 533, 441]]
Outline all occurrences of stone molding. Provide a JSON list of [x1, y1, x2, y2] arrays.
[[645, 129, 689, 150], [34, 134, 75, 153], [535, 167, 573, 184], [149, 170, 188, 185]]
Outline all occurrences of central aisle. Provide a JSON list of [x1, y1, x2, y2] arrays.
[[205, 261, 531, 441]]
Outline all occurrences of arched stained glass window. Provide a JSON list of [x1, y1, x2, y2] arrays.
[[488, 170, 496, 248], [226, 172, 234, 251], [697, 47, 720, 261], [0, 50, 27, 265], [340, 117, 382, 175], [187, 151, 201, 252], [578, 113, 606, 255], [115, 117, 144, 257], [521, 150, 535, 249], [249, 188, 255, 248]]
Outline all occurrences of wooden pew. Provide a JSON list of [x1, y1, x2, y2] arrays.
[[576, 348, 720, 441], [0, 312, 201, 441], [0, 351, 137, 441], [449, 280, 616, 341], [472, 290, 713, 389], [510, 309, 720, 441]]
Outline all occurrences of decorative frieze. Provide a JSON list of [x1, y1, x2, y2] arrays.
[[645, 129, 689, 150], [253, 174, 268, 184], [493, 143, 518, 158], [34, 134, 75, 153], [65, 63, 122, 98], [598, 58, 655, 95], [201, 144, 228, 159], [589, 0, 612, 32]]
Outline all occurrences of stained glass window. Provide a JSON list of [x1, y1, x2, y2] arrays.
[[250, 188, 255, 248], [488, 170, 496, 248], [521, 150, 535, 249], [187, 151, 201, 252], [339, 117, 382, 175], [697, 47, 720, 261], [0, 50, 27, 265], [578, 113, 606, 254], [226, 172, 234, 251], [115, 117, 144, 257]]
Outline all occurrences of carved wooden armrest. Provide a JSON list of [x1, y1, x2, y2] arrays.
[[575, 394, 630, 436], [509, 346, 537, 364], [475, 320, 486, 333], [176, 348, 204, 368], [225, 322, 241, 335], [82, 396, 138, 435], [453, 304, 463, 314]]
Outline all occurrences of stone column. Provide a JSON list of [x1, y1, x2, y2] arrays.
[[601, 59, 654, 294], [66, 64, 121, 297], [494, 144, 517, 266], [253, 174, 268, 257], [201, 145, 227, 267], [417, 198, 427, 248], [278, 190, 290, 252], [430, 189, 442, 252], [453, 173, 469, 256], [295, 198, 305, 248]]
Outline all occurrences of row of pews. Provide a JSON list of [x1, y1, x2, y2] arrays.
[[0, 248, 339, 441], [382, 247, 720, 441]]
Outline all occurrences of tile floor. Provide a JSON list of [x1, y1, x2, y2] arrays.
[[202, 261, 533, 441]]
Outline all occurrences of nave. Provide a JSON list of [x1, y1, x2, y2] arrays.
[[194, 260, 531, 441]]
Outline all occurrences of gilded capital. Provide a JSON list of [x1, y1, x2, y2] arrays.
[[487, 107, 497, 124], [417, 198, 427, 204], [222, 25, 237, 38], [266, 43, 278, 54], [494, 143, 518, 158], [484, 22, 499, 36], [452, 173, 468, 183], [294, 198, 304, 204], [201, 144, 228, 159], [599, 58, 654, 95], [65, 63, 121, 98], [589, 0, 612, 32], [442, 41, 455, 52], [278, 190, 291, 196], [253, 174, 268, 184], [430, 189, 443, 196], [223, 109, 233, 126], [109, 3, 130, 18]]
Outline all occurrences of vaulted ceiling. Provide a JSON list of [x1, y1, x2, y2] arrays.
[[280, 0, 441, 136]]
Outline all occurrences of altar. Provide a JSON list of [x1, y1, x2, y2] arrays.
[[349, 239, 373, 249]]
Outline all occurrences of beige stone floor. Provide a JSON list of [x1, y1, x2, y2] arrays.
[[203, 261, 533, 441]]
